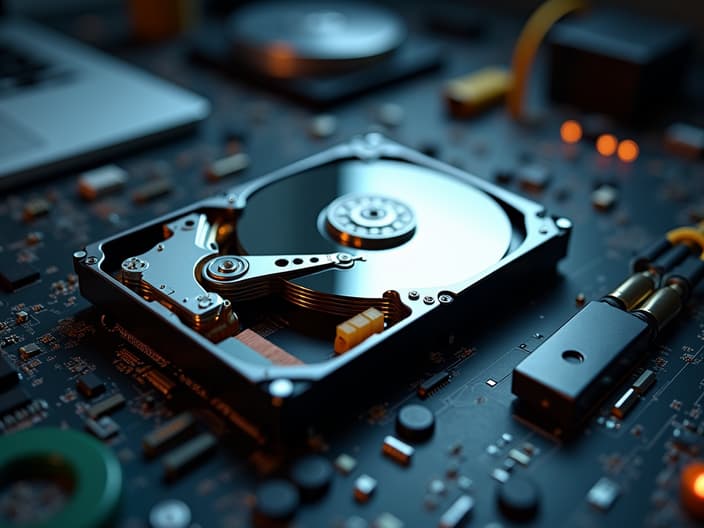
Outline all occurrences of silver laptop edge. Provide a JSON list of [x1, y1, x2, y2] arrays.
[[0, 17, 210, 190]]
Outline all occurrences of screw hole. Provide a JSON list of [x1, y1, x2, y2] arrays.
[[562, 350, 584, 364]]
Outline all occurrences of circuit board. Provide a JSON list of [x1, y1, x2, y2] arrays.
[[1, 2, 704, 527]]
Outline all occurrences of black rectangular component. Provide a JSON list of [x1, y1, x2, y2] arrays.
[[0, 386, 30, 415], [87, 393, 125, 418], [418, 371, 451, 398], [162, 432, 217, 481], [0, 354, 19, 391], [143, 412, 196, 458], [76, 372, 106, 399], [0, 253, 40, 293], [512, 301, 652, 430], [132, 178, 173, 203], [549, 8, 693, 120], [19, 343, 41, 360]]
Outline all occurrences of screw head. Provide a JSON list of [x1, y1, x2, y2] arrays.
[[556, 217, 573, 230], [86, 256, 98, 265], [196, 294, 213, 309], [269, 379, 294, 398], [408, 290, 419, 301], [438, 294, 453, 304], [423, 296, 435, 305]]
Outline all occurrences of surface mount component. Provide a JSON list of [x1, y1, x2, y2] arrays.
[[549, 8, 693, 120], [513, 300, 653, 431], [0, 253, 40, 293], [75, 135, 570, 439]]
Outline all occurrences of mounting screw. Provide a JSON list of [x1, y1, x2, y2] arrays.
[[423, 296, 435, 305], [196, 294, 213, 309], [86, 256, 98, 265], [556, 217, 573, 230], [408, 290, 419, 300], [438, 294, 453, 304], [269, 379, 294, 399], [121, 257, 148, 279]]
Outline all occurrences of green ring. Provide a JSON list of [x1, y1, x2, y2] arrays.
[[0, 427, 122, 528]]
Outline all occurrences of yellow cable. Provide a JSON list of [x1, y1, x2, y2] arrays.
[[667, 227, 704, 260], [507, 0, 588, 120]]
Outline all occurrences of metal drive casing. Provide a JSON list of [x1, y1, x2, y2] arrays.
[[75, 135, 571, 440]]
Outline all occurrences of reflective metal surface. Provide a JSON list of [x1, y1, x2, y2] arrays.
[[237, 160, 513, 298], [227, 1, 406, 77]]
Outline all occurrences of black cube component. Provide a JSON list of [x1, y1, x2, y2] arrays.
[[0, 355, 19, 391], [76, 372, 106, 399], [549, 9, 693, 120], [512, 301, 652, 431], [0, 386, 30, 415], [0, 253, 40, 293]]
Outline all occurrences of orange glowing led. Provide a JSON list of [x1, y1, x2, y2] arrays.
[[695, 473, 704, 499], [596, 134, 618, 157], [560, 120, 582, 144], [681, 462, 704, 519], [617, 139, 640, 163]]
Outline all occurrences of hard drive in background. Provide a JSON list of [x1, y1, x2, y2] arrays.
[[74, 134, 571, 440], [190, 1, 443, 106]]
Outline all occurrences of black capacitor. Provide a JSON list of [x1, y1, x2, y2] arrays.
[[396, 404, 435, 443], [512, 301, 653, 431], [253, 479, 299, 527], [290, 455, 333, 502], [497, 476, 541, 521]]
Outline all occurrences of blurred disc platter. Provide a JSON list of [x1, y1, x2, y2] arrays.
[[226, 1, 406, 77]]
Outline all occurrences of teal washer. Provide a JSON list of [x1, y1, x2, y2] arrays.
[[0, 426, 123, 528]]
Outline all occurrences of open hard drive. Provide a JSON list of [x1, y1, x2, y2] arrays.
[[74, 134, 570, 440]]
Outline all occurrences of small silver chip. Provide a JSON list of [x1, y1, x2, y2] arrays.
[[611, 388, 639, 419], [354, 474, 377, 503], [591, 184, 618, 211], [78, 165, 127, 200], [508, 448, 531, 466], [491, 468, 510, 483], [373, 512, 404, 528], [205, 152, 250, 181], [334, 453, 357, 475], [587, 477, 620, 511], [382, 435, 414, 466], [632, 369, 656, 395], [439, 495, 474, 528]]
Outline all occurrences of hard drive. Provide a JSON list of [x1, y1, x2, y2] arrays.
[[191, 2, 442, 106], [74, 134, 571, 440]]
